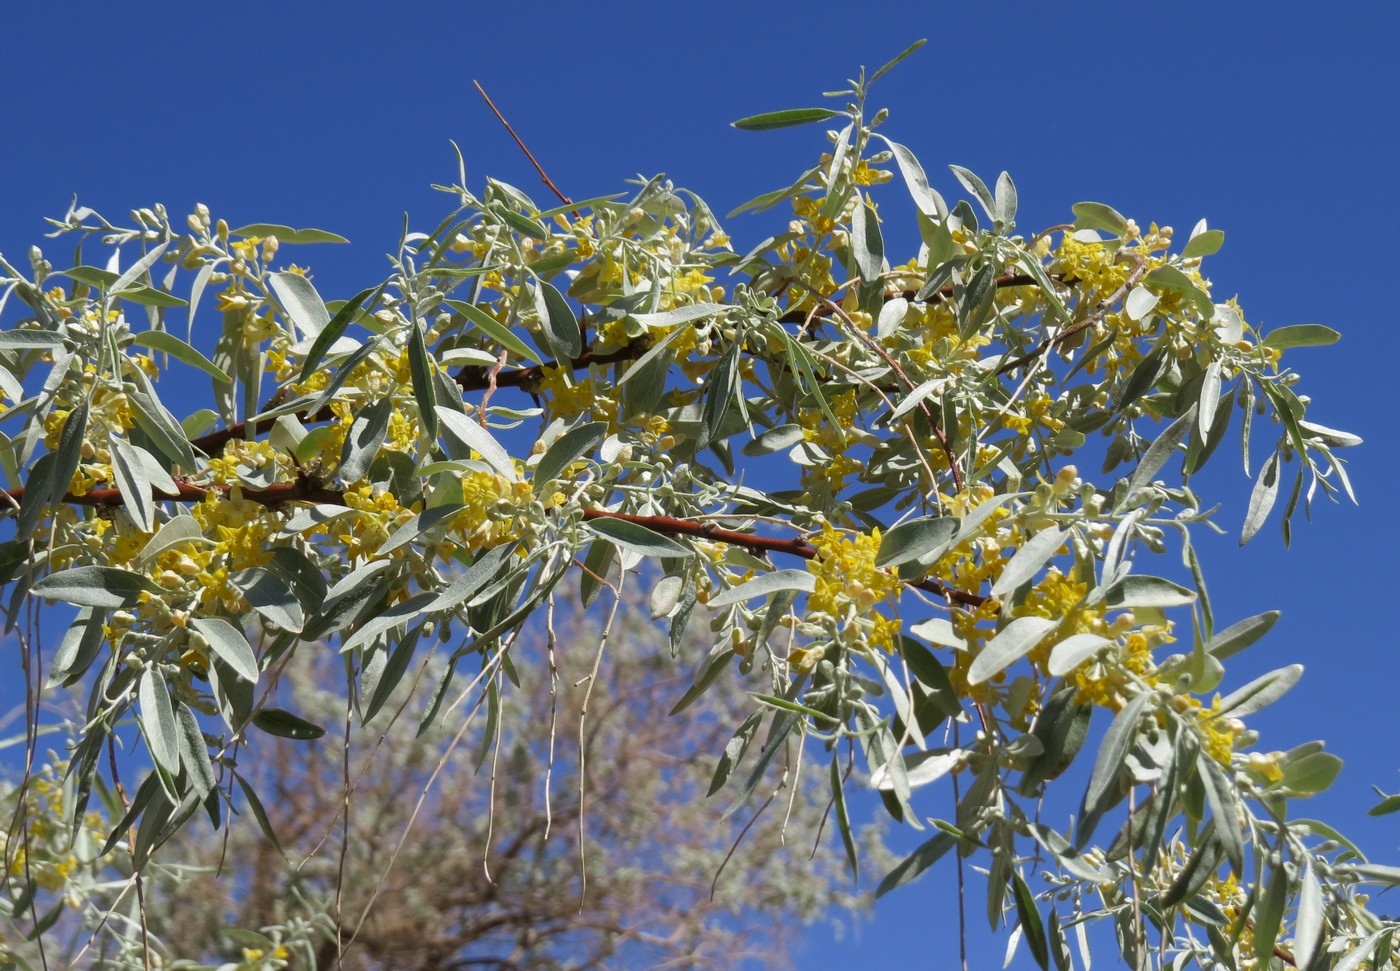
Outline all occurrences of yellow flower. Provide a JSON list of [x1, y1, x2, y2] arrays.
[[805, 523, 902, 651], [231, 236, 261, 261]]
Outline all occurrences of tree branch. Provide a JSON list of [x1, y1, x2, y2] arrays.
[[580, 509, 984, 608]]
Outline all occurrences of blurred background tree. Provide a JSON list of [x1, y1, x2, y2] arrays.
[[1, 593, 888, 970]]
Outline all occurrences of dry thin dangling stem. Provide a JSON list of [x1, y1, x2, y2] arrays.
[[953, 717, 969, 971], [543, 592, 560, 840], [331, 661, 357, 971], [344, 605, 533, 955], [576, 570, 626, 908], [473, 80, 579, 217], [711, 786, 779, 901], [483, 665, 507, 884]]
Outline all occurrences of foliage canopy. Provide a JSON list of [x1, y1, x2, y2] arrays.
[[0, 42, 1392, 970]]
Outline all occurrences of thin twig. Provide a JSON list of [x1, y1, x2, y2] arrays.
[[814, 293, 966, 493], [953, 717, 969, 971], [473, 80, 577, 215], [711, 790, 778, 901], [543, 593, 560, 840], [996, 255, 1147, 376], [332, 660, 355, 971], [575, 570, 625, 908]]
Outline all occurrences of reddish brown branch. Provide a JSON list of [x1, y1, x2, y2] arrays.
[[580, 509, 985, 608], [4, 473, 344, 510], [454, 344, 644, 393], [191, 407, 335, 457], [778, 273, 1051, 325]]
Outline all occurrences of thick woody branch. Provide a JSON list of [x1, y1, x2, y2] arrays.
[[777, 272, 1055, 325], [454, 344, 643, 393], [580, 509, 985, 608], [4, 473, 344, 510], [3, 476, 984, 607]]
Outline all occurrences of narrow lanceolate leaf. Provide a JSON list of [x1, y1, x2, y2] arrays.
[[968, 617, 1057, 685], [300, 284, 380, 383], [1046, 634, 1113, 677], [994, 170, 1018, 227], [48, 400, 89, 504], [190, 616, 259, 683], [1197, 756, 1244, 870], [709, 711, 763, 796], [1197, 362, 1222, 439], [876, 830, 957, 897], [253, 709, 326, 740], [535, 421, 607, 487], [535, 280, 583, 360], [730, 107, 841, 131], [139, 667, 180, 775], [1072, 202, 1128, 236], [110, 241, 170, 295], [231, 223, 349, 245], [268, 271, 331, 339], [175, 702, 217, 799], [870, 37, 926, 83], [1253, 862, 1288, 963], [1215, 663, 1302, 718], [751, 693, 840, 725], [0, 330, 66, 349], [949, 165, 996, 220], [406, 318, 438, 440], [50, 607, 107, 685], [1084, 690, 1152, 815], [136, 514, 206, 568], [876, 516, 957, 568], [585, 516, 692, 559], [697, 337, 740, 451], [877, 137, 945, 217], [233, 772, 284, 855], [1262, 323, 1341, 349], [1293, 862, 1324, 969], [426, 543, 517, 612], [992, 527, 1070, 597], [131, 331, 231, 383], [630, 303, 727, 328], [435, 406, 516, 478], [443, 299, 543, 365], [32, 566, 153, 608], [338, 394, 393, 484], [1240, 450, 1281, 545], [110, 436, 155, 531], [1104, 574, 1196, 609], [339, 593, 434, 654], [1127, 406, 1196, 495], [129, 389, 198, 469], [706, 569, 815, 608], [1011, 871, 1049, 970], [830, 753, 859, 881], [851, 199, 884, 285]]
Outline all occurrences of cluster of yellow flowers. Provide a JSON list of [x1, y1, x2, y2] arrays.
[[1, 764, 105, 895], [798, 388, 865, 494], [803, 522, 903, 659], [447, 469, 533, 556]]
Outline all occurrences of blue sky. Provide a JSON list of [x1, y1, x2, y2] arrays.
[[3, 2, 1398, 967]]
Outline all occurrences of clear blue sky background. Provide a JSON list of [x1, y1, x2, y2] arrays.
[[2, 3, 1397, 967]]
